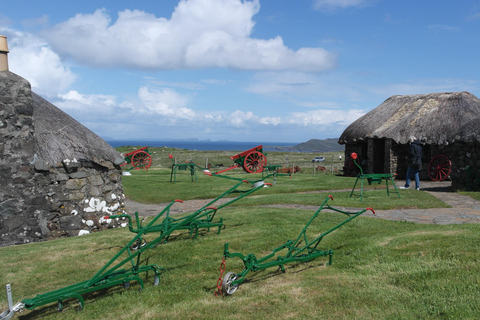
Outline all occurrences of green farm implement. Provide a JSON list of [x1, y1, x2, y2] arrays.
[[349, 152, 400, 201], [169, 154, 209, 183], [216, 195, 375, 296], [0, 175, 279, 318]]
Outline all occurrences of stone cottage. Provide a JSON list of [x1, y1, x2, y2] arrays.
[[338, 91, 480, 190], [0, 36, 127, 246]]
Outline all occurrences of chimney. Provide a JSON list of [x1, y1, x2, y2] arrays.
[[0, 35, 9, 71]]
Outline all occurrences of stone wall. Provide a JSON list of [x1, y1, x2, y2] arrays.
[[0, 72, 126, 247], [444, 142, 480, 191]]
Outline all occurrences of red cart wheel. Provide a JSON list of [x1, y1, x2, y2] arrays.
[[243, 151, 267, 173], [131, 151, 152, 170], [427, 155, 451, 181]]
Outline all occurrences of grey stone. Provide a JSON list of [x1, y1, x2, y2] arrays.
[[69, 171, 89, 179], [59, 215, 83, 230], [34, 159, 50, 171]]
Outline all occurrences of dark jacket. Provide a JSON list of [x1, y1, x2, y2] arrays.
[[409, 140, 423, 168]]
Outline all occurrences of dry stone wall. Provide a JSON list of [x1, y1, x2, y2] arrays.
[[0, 72, 126, 247], [445, 142, 480, 191]]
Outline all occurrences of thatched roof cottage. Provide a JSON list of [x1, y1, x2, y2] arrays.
[[1, 38, 127, 246], [338, 91, 480, 190]]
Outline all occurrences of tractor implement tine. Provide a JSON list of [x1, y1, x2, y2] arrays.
[[0, 284, 25, 320]]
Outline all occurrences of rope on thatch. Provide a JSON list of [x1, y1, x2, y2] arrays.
[[338, 92, 480, 145]]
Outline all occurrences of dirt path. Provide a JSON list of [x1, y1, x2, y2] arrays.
[[123, 180, 480, 224]]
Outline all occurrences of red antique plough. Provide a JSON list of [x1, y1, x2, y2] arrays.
[[213, 145, 267, 174], [120, 146, 152, 172]]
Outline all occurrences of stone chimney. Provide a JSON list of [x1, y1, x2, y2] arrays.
[[0, 35, 9, 71]]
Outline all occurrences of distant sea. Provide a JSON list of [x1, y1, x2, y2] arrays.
[[106, 140, 298, 152]]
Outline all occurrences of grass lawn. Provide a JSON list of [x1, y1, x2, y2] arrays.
[[122, 168, 448, 210], [1, 205, 479, 319], [1, 149, 479, 319]]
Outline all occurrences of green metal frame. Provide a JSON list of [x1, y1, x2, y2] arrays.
[[262, 165, 282, 177], [169, 154, 209, 183], [1, 176, 280, 316], [349, 153, 400, 201], [218, 195, 375, 296], [170, 163, 202, 183]]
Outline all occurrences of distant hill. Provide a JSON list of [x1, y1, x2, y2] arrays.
[[267, 138, 344, 152]]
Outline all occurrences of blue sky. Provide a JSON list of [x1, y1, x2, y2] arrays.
[[1, 0, 479, 143]]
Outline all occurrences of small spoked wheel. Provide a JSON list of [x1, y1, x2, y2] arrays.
[[131, 151, 152, 170], [221, 272, 239, 295], [427, 155, 451, 181], [243, 151, 267, 173], [130, 238, 148, 251]]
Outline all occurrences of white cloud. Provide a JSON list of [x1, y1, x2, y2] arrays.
[[41, 1, 336, 72], [230, 110, 255, 127], [288, 108, 366, 126], [313, 0, 370, 12], [427, 24, 461, 33], [137, 86, 196, 120], [2, 28, 76, 97], [359, 79, 479, 97], [58, 90, 117, 113], [228, 110, 281, 127]]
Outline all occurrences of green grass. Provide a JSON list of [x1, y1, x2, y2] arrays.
[[123, 168, 448, 210], [1, 149, 478, 319], [1, 206, 479, 319], [458, 191, 480, 201]]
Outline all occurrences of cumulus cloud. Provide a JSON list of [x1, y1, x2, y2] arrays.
[[2, 28, 76, 96], [137, 86, 196, 119], [229, 110, 281, 127], [58, 90, 117, 113], [41, 0, 336, 72]]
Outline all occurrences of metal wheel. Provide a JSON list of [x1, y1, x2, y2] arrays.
[[130, 238, 147, 251], [428, 155, 451, 181], [243, 151, 267, 173], [131, 151, 152, 170], [221, 272, 239, 295]]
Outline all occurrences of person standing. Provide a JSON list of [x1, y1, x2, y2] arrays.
[[401, 136, 423, 190]]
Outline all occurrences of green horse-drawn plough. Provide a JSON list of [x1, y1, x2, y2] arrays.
[[216, 195, 375, 296]]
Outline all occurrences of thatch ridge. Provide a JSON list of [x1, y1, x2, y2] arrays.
[[32, 92, 122, 165], [338, 91, 480, 145]]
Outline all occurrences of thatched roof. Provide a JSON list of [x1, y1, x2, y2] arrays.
[[454, 118, 480, 143], [32, 92, 123, 165], [338, 91, 480, 145]]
